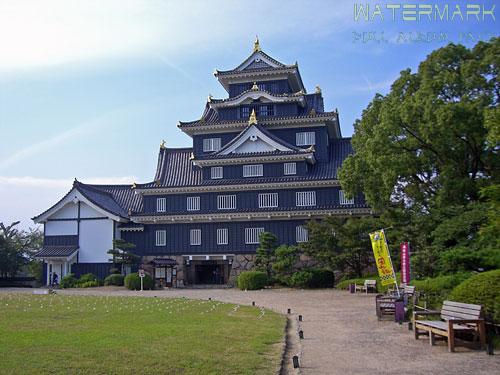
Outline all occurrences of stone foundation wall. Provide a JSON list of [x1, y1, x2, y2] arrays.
[[228, 254, 256, 286]]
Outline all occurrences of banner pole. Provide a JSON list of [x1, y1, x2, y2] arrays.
[[382, 229, 400, 298]]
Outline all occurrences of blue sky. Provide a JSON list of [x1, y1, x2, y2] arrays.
[[0, 0, 498, 229]]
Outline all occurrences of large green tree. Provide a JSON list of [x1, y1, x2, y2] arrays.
[[301, 217, 383, 278], [339, 38, 499, 211], [255, 232, 278, 279]]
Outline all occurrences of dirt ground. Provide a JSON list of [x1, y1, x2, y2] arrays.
[[3, 287, 499, 374]]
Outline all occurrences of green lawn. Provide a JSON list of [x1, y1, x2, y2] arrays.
[[0, 293, 285, 375]]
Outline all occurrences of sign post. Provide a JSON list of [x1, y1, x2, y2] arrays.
[[400, 242, 411, 285], [369, 229, 399, 296], [138, 269, 145, 291]]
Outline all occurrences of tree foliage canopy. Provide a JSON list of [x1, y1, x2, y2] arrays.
[[339, 38, 499, 211]]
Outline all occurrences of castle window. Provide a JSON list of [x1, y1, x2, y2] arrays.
[[245, 227, 264, 244], [296, 131, 316, 146], [156, 198, 166, 212], [284, 162, 297, 175], [211, 166, 223, 179], [203, 138, 221, 152], [240, 106, 250, 119], [296, 191, 316, 207], [259, 105, 274, 117], [217, 195, 236, 210], [258, 193, 278, 208], [243, 164, 263, 177], [296, 226, 309, 243], [217, 228, 228, 245], [187, 196, 200, 211], [339, 190, 355, 205], [190, 229, 201, 246], [155, 230, 166, 246]]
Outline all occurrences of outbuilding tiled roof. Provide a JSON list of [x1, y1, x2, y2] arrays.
[[35, 246, 79, 258], [76, 182, 143, 216]]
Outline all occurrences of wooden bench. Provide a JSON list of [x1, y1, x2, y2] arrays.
[[413, 300, 486, 352], [355, 279, 377, 293]]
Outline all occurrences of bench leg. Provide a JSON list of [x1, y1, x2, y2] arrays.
[[414, 324, 419, 339], [429, 331, 435, 346], [478, 321, 486, 350], [447, 321, 455, 352]]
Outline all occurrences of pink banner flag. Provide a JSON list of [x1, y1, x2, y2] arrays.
[[400, 242, 410, 284]]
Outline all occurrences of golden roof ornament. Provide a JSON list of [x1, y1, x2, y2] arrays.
[[315, 85, 322, 94], [253, 36, 261, 52], [248, 109, 258, 125], [309, 108, 317, 116], [128, 208, 132, 216], [207, 94, 213, 102], [251, 82, 259, 91], [160, 140, 166, 149], [131, 182, 137, 190], [155, 179, 161, 186]]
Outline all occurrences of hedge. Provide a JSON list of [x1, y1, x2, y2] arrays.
[[449, 269, 500, 323], [237, 271, 268, 290], [124, 273, 154, 290], [104, 274, 125, 286], [410, 272, 472, 308], [289, 269, 334, 288], [78, 273, 97, 283], [60, 273, 77, 288]]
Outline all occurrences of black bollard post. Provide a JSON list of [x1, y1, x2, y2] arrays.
[[292, 356, 299, 368], [252, 301, 255, 306], [298, 315, 302, 322], [299, 330, 304, 339], [408, 322, 413, 331], [208, 298, 211, 301], [287, 308, 291, 314]]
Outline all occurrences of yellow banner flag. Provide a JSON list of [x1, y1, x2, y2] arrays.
[[369, 230, 396, 286]]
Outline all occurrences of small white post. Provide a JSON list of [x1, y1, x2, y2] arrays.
[[140, 277, 143, 292]]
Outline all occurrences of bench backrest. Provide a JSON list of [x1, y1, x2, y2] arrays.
[[365, 280, 377, 287], [441, 300, 483, 321], [403, 285, 415, 295]]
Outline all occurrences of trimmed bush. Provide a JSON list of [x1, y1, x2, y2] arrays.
[[288, 269, 334, 288], [104, 274, 125, 286], [237, 271, 268, 290], [124, 273, 154, 290], [79, 280, 99, 288], [78, 273, 97, 283], [449, 269, 500, 323], [411, 272, 472, 308], [60, 273, 77, 289]]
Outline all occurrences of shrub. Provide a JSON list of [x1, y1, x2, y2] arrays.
[[411, 272, 472, 308], [449, 269, 500, 323], [79, 280, 99, 288], [78, 273, 97, 283], [124, 273, 154, 290], [60, 273, 77, 289], [288, 269, 334, 288], [104, 274, 124, 286], [237, 271, 268, 290]]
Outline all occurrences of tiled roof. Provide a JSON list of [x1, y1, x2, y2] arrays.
[[179, 99, 332, 128], [141, 138, 353, 189], [32, 180, 143, 222], [215, 50, 290, 75], [75, 182, 143, 218], [35, 246, 79, 258], [208, 89, 304, 104]]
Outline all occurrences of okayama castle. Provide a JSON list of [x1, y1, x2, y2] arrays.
[[33, 39, 370, 287]]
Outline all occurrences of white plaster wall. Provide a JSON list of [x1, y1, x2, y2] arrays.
[[50, 202, 78, 219], [45, 220, 78, 235], [80, 203, 106, 218], [235, 139, 275, 153], [79, 219, 114, 263]]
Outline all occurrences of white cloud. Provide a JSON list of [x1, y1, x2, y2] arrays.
[[0, 175, 137, 230], [0, 0, 354, 71], [0, 175, 137, 189]]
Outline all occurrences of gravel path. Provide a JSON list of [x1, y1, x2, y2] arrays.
[[3, 287, 499, 374]]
